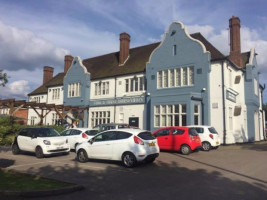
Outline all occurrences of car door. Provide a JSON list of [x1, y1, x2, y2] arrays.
[[90, 131, 115, 159], [17, 128, 29, 151], [61, 129, 73, 148], [18, 128, 35, 152], [70, 129, 81, 149], [154, 128, 171, 150], [172, 128, 186, 150]]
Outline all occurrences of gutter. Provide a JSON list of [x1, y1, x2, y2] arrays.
[[221, 61, 227, 144]]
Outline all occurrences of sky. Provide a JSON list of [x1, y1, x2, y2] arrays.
[[0, 0, 267, 102]]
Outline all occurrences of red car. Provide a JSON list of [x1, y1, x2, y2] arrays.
[[152, 126, 202, 155]]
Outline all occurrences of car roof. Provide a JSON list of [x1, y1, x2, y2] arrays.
[[187, 125, 213, 128], [68, 128, 94, 131], [101, 128, 149, 136]]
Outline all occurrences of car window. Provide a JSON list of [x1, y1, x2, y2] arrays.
[[71, 130, 81, 135], [116, 131, 132, 140], [94, 131, 116, 142], [118, 124, 130, 129], [155, 129, 171, 137], [85, 130, 99, 136], [92, 125, 100, 131], [61, 130, 72, 136], [19, 129, 28, 137], [138, 132, 155, 140], [36, 128, 60, 137], [172, 129, 185, 135], [193, 128, 204, 134], [188, 128, 198, 136], [208, 127, 218, 134]]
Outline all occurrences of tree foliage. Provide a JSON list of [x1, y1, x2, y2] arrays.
[[0, 69, 8, 87]]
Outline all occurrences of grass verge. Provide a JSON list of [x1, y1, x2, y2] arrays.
[[0, 169, 74, 191]]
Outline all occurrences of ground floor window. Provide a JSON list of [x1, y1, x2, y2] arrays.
[[30, 116, 35, 125], [154, 104, 187, 127], [91, 111, 111, 127], [52, 113, 59, 125], [194, 104, 200, 125]]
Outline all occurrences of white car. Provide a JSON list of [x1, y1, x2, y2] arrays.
[[76, 129, 159, 168], [12, 127, 70, 158], [61, 128, 98, 150], [187, 125, 220, 151]]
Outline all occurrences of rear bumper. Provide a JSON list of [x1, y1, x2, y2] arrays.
[[144, 153, 159, 161]]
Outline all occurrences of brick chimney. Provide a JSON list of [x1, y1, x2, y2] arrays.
[[229, 16, 242, 67], [64, 55, 74, 73], [43, 66, 54, 84], [119, 32, 130, 65]]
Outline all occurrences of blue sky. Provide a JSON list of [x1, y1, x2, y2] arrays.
[[0, 0, 267, 102]]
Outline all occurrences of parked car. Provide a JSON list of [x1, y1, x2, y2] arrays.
[[92, 123, 132, 132], [12, 127, 70, 158], [152, 126, 202, 155], [76, 129, 159, 168], [187, 125, 220, 151], [61, 128, 99, 150]]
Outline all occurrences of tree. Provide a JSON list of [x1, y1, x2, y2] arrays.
[[0, 69, 8, 87]]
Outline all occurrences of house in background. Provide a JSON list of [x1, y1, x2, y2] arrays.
[[27, 16, 266, 144]]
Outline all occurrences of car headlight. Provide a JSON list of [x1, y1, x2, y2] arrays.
[[43, 140, 51, 145]]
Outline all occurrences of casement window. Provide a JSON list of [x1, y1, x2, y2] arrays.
[[154, 104, 187, 127], [125, 76, 145, 93], [52, 113, 59, 125], [229, 107, 233, 130], [30, 116, 35, 125], [94, 81, 109, 96], [157, 66, 194, 89], [91, 111, 111, 127], [254, 78, 258, 96], [194, 104, 200, 125], [32, 96, 40, 103], [68, 83, 81, 97], [52, 88, 60, 100]]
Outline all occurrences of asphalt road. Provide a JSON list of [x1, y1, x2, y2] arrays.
[[0, 142, 267, 200]]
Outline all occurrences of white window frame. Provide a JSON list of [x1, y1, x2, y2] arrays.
[[68, 83, 81, 98], [125, 76, 145, 93]]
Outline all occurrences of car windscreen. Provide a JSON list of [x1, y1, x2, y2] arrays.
[[208, 127, 218, 134], [85, 130, 99, 136], [138, 132, 155, 140], [36, 128, 60, 137], [188, 128, 199, 136]]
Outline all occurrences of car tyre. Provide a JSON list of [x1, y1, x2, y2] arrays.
[[77, 149, 89, 163], [146, 158, 155, 164], [35, 146, 44, 158], [180, 145, 191, 155], [12, 143, 20, 155], [202, 142, 211, 151], [122, 152, 137, 168]]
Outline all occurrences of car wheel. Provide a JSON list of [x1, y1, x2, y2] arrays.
[[35, 146, 44, 158], [180, 145, 191, 155], [12, 144, 20, 155], [77, 149, 89, 163], [122, 152, 137, 168], [202, 142, 211, 151]]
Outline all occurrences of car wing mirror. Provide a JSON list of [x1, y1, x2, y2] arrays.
[[89, 139, 94, 145]]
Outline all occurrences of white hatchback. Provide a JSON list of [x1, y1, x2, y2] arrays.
[[187, 126, 220, 151], [12, 127, 70, 158], [76, 129, 160, 167], [61, 128, 98, 150]]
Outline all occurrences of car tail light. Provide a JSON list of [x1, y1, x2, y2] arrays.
[[82, 132, 88, 139], [134, 136, 144, 145], [209, 134, 214, 139]]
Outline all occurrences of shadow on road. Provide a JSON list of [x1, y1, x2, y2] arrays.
[[17, 156, 267, 200], [0, 159, 15, 168]]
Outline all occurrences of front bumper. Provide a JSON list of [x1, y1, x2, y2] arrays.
[[43, 145, 70, 155]]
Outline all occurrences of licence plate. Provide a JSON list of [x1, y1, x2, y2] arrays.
[[148, 142, 155, 147], [216, 142, 219, 145], [57, 146, 63, 149]]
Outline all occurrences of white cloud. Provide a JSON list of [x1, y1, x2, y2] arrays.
[[0, 80, 30, 100], [0, 20, 69, 71]]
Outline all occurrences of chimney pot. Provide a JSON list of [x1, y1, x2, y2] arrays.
[[229, 16, 242, 67], [64, 55, 74, 73], [119, 32, 130, 65], [43, 66, 54, 84]]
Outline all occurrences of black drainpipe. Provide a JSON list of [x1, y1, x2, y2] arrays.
[[221, 61, 227, 145]]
